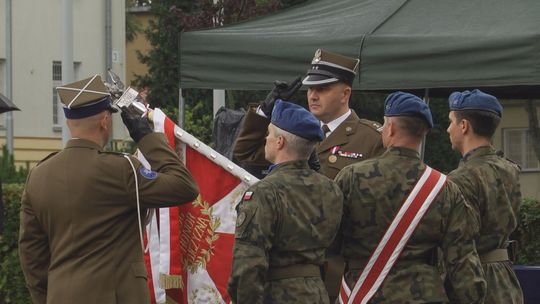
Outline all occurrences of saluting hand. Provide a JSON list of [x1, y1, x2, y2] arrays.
[[260, 76, 302, 118], [121, 110, 153, 143]]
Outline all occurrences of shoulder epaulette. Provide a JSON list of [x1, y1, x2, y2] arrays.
[[36, 151, 59, 166], [98, 151, 130, 157], [358, 119, 383, 133], [496, 150, 522, 170]]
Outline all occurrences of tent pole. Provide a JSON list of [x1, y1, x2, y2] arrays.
[[213, 90, 225, 118], [178, 28, 184, 128], [420, 88, 430, 160], [178, 88, 184, 128]]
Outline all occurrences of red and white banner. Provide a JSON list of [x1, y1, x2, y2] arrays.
[[143, 108, 254, 304], [339, 166, 447, 304]]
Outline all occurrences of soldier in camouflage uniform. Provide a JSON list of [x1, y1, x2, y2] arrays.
[[233, 49, 383, 302], [335, 92, 486, 303], [447, 89, 524, 303], [228, 100, 343, 304]]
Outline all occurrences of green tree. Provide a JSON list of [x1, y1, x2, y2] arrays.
[[132, 0, 308, 144], [424, 97, 461, 173], [133, 0, 285, 110]]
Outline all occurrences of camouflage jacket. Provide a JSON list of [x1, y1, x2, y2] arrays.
[[449, 145, 523, 303], [335, 147, 486, 303], [228, 160, 343, 304]]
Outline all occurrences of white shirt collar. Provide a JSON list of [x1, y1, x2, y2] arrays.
[[321, 109, 351, 136]]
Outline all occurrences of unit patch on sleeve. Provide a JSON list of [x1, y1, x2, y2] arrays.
[[139, 167, 158, 180]]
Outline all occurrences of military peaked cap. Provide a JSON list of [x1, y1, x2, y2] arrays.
[[56, 74, 117, 119], [271, 99, 324, 141], [448, 89, 502, 117], [302, 49, 359, 86], [384, 91, 433, 128]]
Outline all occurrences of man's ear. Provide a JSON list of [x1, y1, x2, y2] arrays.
[[276, 135, 285, 150], [460, 119, 470, 135], [100, 113, 110, 130], [341, 85, 352, 104], [387, 119, 396, 137]]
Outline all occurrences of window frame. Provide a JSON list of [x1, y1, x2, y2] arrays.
[[502, 127, 540, 172]]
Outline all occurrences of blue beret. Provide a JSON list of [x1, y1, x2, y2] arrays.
[[271, 99, 324, 141], [384, 91, 433, 128], [448, 89, 502, 117]]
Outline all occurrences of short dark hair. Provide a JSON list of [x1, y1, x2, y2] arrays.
[[454, 110, 501, 138], [394, 116, 430, 139]]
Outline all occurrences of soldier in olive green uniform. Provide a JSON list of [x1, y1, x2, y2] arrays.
[[234, 49, 383, 180], [335, 92, 486, 303], [233, 50, 383, 301], [447, 90, 524, 303], [228, 100, 343, 304], [18, 75, 199, 304]]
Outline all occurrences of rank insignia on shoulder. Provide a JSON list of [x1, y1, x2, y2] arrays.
[[243, 191, 254, 201], [376, 126, 383, 132], [337, 151, 363, 159], [139, 167, 157, 180]]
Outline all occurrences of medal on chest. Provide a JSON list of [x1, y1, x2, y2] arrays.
[[328, 145, 363, 163]]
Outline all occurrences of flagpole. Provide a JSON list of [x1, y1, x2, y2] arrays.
[[173, 124, 258, 186], [148, 109, 259, 186], [112, 86, 259, 186]]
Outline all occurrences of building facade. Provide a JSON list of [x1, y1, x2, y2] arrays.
[[494, 100, 540, 200], [0, 0, 128, 167]]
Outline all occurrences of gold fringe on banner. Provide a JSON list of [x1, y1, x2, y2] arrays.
[[165, 295, 180, 304], [159, 273, 184, 290]]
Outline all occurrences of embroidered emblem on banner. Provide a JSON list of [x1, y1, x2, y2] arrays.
[[179, 195, 221, 275]]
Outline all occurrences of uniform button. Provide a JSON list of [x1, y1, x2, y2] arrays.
[[346, 127, 352, 132], [329, 155, 337, 163]]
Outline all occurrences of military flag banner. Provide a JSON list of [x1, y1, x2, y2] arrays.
[[144, 108, 258, 304]]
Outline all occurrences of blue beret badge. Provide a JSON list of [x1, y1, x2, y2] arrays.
[[139, 167, 157, 180]]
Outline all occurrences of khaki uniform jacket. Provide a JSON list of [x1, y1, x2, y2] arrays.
[[18, 133, 199, 304], [449, 146, 524, 303], [335, 147, 486, 303], [228, 160, 343, 304], [233, 109, 384, 179]]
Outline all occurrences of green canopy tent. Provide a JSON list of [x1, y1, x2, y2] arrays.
[[179, 0, 540, 98]]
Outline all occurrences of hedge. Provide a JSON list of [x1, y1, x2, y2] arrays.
[[0, 184, 30, 303], [1, 184, 539, 303], [513, 198, 540, 265]]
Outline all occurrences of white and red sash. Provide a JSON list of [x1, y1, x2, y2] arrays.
[[339, 166, 447, 304]]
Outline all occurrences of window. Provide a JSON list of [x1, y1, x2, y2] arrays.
[[52, 61, 81, 129], [52, 61, 62, 126], [503, 128, 540, 171]]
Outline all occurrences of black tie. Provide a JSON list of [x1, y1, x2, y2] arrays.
[[322, 124, 330, 139]]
